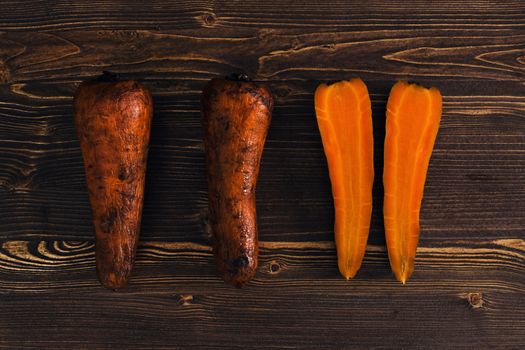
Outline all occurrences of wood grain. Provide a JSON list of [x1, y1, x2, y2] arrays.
[[0, 239, 524, 348], [0, 0, 524, 348]]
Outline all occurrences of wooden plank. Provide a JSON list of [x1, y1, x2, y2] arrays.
[[0, 239, 524, 348], [1, 28, 525, 83], [1, 82, 524, 241], [0, 0, 524, 32], [3, 289, 521, 349], [1, 239, 524, 292]]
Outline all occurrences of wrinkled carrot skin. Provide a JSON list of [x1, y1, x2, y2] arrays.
[[315, 79, 374, 279], [384, 81, 442, 283], [202, 76, 273, 287], [74, 73, 153, 290]]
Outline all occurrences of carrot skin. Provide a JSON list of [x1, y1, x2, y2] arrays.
[[74, 74, 153, 290], [202, 77, 273, 287], [383, 81, 442, 283], [314, 79, 374, 280]]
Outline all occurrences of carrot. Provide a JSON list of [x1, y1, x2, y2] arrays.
[[314, 79, 374, 280], [74, 71, 153, 290], [201, 74, 273, 287], [383, 81, 442, 283]]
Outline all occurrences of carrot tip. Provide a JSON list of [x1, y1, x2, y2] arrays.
[[394, 267, 413, 284], [340, 269, 357, 280]]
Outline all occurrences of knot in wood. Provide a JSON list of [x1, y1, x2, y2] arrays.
[[269, 260, 281, 274], [177, 294, 193, 306], [202, 12, 217, 27], [467, 292, 483, 309]]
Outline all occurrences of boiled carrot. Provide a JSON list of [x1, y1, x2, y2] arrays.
[[315, 79, 374, 279], [383, 81, 442, 283]]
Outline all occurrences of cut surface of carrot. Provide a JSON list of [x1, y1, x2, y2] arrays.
[[314, 78, 374, 280], [383, 81, 442, 283]]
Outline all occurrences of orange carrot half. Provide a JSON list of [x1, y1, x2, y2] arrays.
[[315, 79, 374, 279], [383, 81, 442, 283]]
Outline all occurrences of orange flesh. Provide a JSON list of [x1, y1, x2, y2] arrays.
[[315, 79, 374, 279], [384, 81, 442, 283]]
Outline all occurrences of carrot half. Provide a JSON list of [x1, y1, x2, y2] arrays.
[[383, 81, 442, 283], [314, 79, 374, 280]]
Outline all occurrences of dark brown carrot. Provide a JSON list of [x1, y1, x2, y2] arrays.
[[201, 75, 273, 287], [74, 71, 153, 290]]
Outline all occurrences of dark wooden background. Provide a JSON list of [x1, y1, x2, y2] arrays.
[[1, 0, 524, 348]]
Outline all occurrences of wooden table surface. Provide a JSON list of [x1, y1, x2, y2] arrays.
[[1, 1, 524, 348]]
